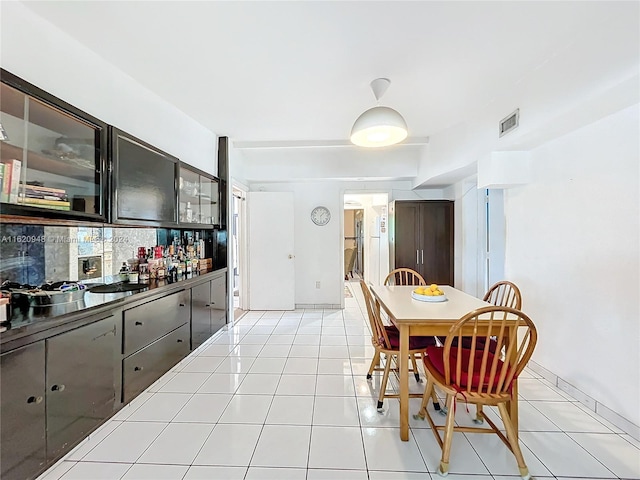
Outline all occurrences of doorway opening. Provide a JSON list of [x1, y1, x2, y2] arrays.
[[343, 192, 390, 287], [232, 186, 247, 321]]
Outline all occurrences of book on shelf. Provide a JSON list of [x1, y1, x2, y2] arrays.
[[1, 159, 22, 203], [18, 196, 71, 207], [21, 202, 70, 211], [23, 193, 69, 202], [22, 183, 67, 195]]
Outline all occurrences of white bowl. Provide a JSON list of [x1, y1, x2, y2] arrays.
[[411, 291, 447, 303]]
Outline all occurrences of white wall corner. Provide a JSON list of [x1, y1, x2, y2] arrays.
[[477, 151, 531, 189]]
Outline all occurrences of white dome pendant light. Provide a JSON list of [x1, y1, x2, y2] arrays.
[[350, 78, 408, 148]]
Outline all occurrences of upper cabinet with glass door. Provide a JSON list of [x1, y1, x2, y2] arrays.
[[179, 163, 219, 227], [0, 70, 107, 221]]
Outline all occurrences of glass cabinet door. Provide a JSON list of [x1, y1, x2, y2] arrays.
[[0, 78, 106, 219], [178, 164, 219, 226], [199, 176, 219, 225]]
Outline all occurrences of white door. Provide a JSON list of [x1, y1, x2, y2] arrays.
[[247, 192, 295, 310]]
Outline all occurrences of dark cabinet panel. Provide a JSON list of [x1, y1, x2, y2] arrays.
[[191, 281, 212, 350], [390, 201, 454, 285], [393, 202, 422, 272], [123, 290, 190, 356], [122, 323, 190, 403], [0, 342, 46, 480], [211, 274, 227, 333], [111, 127, 179, 226], [46, 316, 117, 461]]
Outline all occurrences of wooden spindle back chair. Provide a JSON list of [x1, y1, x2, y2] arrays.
[[360, 280, 440, 411], [416, 306, 537, 479], [383, 268, 427, 287]]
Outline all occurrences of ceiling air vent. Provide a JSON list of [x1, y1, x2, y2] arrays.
[[499, 109, 519, 137]]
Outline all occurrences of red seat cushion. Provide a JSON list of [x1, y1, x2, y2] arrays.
[[384, 325, 436, 350], [424, 345, 508, 390]]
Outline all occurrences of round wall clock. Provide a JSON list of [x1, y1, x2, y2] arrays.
[[310, 206, 331, 226]]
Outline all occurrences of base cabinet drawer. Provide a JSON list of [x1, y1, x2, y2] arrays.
[[122, 323, 189, 403], [123, 290, 190, 356]]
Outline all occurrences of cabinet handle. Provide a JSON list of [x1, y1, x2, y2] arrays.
[[27, 396, 43, 404], [51, 384, 65, 392], [177, 339, 183, 343], [205, 304, 211, 307], [134, 366, 143, 371], [135, 321, 143, 326], [421, 249, 424, 265], [416, 250, 419, 265], [179, 303, 186, 307]]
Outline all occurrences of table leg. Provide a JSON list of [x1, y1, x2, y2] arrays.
[[399, 324, 409, 441]]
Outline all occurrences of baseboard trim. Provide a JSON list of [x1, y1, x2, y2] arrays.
[[528, 360, 639, 440], [295, 304, 342, 310]]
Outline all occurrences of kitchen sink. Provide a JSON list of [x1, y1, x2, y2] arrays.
[[88, 282, 149, 294]]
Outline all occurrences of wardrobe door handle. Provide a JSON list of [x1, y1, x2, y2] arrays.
[[51, 384, 65, 392], [27, 396, 43, 404], [416, 250, 419, 265], [421, 250, 424, 265]]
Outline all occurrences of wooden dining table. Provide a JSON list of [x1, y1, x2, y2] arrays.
[[370, 284, 520, 441]]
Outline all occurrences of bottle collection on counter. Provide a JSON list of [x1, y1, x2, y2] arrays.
[[119, 231, 211, 284]]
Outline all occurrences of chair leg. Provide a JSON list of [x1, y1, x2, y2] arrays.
[[497, 402, 530, 480], [415, 375, 434, 420], [377, 354, 393, 410], [438, 394, 456, 477], [366, 351, 380, 380], [473, 404, 484, 424], [410, 353, 421, 382], [431, 389, 441, 411]]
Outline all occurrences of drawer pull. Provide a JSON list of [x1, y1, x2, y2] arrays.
[[51, 384, 65, 392], [177, 339, 183, 343], [135, 321, 143, 326], [134, 366, 144, 371], [179, 303, 186, 307], [205, 304, 211, 307], [27, 396, 43, 404]]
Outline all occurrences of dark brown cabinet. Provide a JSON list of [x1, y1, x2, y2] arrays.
[[0, 342, 46, 480], [179, 163, 219, 226], [110, 127, 179, 226], [191, 281, 212, 350], [46, 316, 117, 461], [0, 315, 116, 480], [121, 290, 190, 402], [0, 69, 108, 222], [191, 274, 227, 350], [389, 200, 454, 285], [211, 274, 227, 334], [123, 324, 190, 403]]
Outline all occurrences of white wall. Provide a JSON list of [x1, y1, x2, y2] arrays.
[[505, 104, 639, 428], [1, 2, 217, 174]]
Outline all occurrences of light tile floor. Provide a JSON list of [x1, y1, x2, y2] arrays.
[[38, 282, 640, 480]]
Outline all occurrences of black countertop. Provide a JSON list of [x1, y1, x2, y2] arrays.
[[0, 268, 227, 351]]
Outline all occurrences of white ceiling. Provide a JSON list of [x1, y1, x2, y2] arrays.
[[20, 1, 640, 183]]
